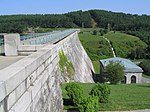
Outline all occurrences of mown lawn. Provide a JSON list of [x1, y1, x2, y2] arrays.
[[62, 83, 150, 111]]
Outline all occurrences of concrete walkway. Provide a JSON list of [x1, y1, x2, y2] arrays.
[[0, 56, 25, 70], [103, 36, 116, 57], [142, 77, 150, 83]]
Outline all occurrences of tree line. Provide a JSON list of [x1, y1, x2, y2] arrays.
[[1, 10, 150, 33]]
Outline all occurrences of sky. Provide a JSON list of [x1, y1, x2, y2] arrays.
[[0, 0, 150, 15]]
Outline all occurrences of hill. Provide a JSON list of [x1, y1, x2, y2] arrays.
[[104, 32, 147, 59], [79, 29, 147, 73]]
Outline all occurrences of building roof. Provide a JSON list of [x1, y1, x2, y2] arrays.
[[100, 57, 143, 73]]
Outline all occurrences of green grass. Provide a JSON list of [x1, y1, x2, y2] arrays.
[[62, 83, 150, 111], [79, 29, 147, 74], [92, 61, 100, 74], [104, 32, 147, 58], [79, 29, 113, 61]]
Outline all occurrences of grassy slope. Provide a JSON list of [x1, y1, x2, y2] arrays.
[[104, 32, 147, 58], [79, 29, 147, 74], [79, 29, 112, 73], [62, 83, 150, 111]]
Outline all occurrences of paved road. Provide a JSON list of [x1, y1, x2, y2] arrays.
[[142, 77, 150, 83]]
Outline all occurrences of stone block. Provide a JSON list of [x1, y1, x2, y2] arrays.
[[0, 82, 6, 102], [15, 81, 26, 101], [35, 45, 45, 51], [9, 91, 31, 112], [18, 45, 36, 52], [7, 90, 16, 110], [4, 34, 20, 56], [40, 69, 49, 86], [0, 100, 5, 112], [3, 67, 26, 98]]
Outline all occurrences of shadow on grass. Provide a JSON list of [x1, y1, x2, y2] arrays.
[[63, 98, 74, 106], [91, 70, 100, 83], [138, 85, 150, 88], [63, 98, 79, 111]]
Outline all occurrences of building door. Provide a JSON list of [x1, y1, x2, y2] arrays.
[[131, 75, 136, 83]]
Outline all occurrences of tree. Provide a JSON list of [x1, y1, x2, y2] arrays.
[[104, 61, 125, 84], [139, 59, 150, 76]]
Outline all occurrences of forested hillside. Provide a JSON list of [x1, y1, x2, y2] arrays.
[[1, 10, 150, 34], [0, 9, 150, 57]]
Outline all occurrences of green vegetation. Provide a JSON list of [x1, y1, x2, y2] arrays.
[[104, 32, 147, 58], [62, 83, 150, 111], [92, 61, 100, 74], [143, 74, 150, 79], [78, 96, 99, 112], [79, 29, 147, 74], [0, 10, 150, 58], [104, 61, 125, 84], [79, 28, 112, 74], [79, 29, 113, 61], [65, 82, 99, 112], [58, 50, 75, 80], [89, 83, 110, 103], [65, 82, 83, 106], [139, 59, 150, 76]]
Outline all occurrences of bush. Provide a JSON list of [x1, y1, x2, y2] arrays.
[[65, 82, 83, 105], [93, 30, 97, 35], [89, 83, 110, 103], [78, 96, 99, 112]]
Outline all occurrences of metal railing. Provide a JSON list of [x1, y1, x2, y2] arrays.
[[20, 29, 77, 45]]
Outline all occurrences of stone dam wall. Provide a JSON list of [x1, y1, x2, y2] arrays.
[[0, 30, 94, 112]]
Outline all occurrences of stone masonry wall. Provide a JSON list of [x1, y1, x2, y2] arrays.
[[59, 32, 94, 82], [0, 30, 94, 112]]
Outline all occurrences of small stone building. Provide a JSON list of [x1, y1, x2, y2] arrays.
[[100, 57, 143, 84]]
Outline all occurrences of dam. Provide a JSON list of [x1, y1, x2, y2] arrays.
[[0, 29, 94, 112]]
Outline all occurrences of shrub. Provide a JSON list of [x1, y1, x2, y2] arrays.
[[93, 30, 97, 35], [89, 83, 110, 103], [65, 82, 83, 105], [78, 96, 99, 112]]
